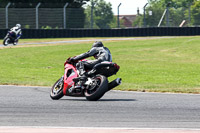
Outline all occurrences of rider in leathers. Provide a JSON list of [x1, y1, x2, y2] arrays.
[[70, 41, 112, 78]]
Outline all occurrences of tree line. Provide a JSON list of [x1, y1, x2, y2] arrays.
[[85, 0, 200, 28], [1, 0, 200, 28], [134, 0, 200, 27]]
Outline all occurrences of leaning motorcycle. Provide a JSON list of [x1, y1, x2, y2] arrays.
[[50, 58, 121, 101], [3, 31, 17, 46]]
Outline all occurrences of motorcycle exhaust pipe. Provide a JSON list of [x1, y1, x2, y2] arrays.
[[107, 78, 122, 92]]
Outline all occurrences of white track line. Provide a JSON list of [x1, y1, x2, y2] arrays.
[[0, 126, 200, 130]]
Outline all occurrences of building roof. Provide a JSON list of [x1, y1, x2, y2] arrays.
[[115, 15, 137, 28]]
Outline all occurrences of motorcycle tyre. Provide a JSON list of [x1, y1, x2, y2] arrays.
[[3, 38, 9, 46], [50, 77, 64, 100], [13, 40, 18, 45], [85, 75, 108, 101]]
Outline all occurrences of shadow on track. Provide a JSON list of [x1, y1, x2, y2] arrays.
[[100, 99, 136, 101], [60, 98, 136, 102]]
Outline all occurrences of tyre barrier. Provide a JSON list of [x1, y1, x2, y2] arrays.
[[1, 27, 200, 39]]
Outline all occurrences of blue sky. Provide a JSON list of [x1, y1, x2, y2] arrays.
[[104, 0, 148, 15]]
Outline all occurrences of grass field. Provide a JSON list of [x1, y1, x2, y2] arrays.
[[0, 36, 200, 93]]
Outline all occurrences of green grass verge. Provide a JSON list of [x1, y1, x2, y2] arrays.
[[0, 36, 200, 93]]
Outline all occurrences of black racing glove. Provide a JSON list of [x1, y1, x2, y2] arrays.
[[69, 57, 76, 63]]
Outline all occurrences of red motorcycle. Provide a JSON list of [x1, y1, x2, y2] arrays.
[[50, 58, 121, 101]]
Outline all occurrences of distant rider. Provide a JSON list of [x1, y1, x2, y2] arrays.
[[9, 24, 22, 45]]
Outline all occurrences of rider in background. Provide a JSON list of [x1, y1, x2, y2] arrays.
[[9, 24, 22, 45]]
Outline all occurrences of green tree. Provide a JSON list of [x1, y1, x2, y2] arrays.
[[146, 1, 165, 27], [133, 15, 143, 27], [133, 0, 195, 27], [84, 0, 114, 29], [190, 0, 200, 25], [133, 1, 165, 27]]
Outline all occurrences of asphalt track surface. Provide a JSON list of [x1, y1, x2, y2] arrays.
[[0, 85, 200, 129], [1, 37, 200, 132]]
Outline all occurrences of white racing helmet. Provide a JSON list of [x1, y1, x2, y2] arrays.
[[16, 24, 21, 28]]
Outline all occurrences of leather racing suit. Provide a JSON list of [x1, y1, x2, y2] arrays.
[[72, 41, 112, 76], [9, 26, 22, 44]]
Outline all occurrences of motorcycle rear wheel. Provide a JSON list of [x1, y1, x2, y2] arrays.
[[50, 77, 64, 100], [84, 75, 108, 101]]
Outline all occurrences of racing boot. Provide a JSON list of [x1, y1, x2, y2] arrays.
[[72, 71, 87, 91], [72, 75, 87, 93]]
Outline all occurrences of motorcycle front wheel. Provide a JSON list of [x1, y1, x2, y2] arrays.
[[84, 75, 108, 101], [3, 37, 9, 46], [50, 76, 64, 100]]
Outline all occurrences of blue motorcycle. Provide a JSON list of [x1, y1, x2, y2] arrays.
[[3, 31, 18, 46]]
